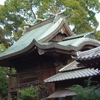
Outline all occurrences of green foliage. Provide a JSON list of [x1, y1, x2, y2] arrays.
[[84, 77, 97, 87], [95, 30, 100, 41], [0, 39, 9, 98], [35, 0, 100, 34], [40, 98, 46, 100], [0, 67, 8, 98], [68, 85, 100, 100], [0, 0, 100, 46], [68, 77, 100, 100], [0, 44, 7, 53], [19, 85, 39, 100]]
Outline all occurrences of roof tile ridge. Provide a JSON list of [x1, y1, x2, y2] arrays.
[[77, 46, 100, 57]]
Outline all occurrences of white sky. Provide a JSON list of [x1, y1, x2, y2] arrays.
[[0, 0, 100, 30], [96, 13, 100, 30], [0, 0, 5, 5]]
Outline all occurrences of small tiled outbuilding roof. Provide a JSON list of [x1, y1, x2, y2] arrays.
[[59, 61, 83, 72], [47, 90, 77, 98], [44, 61, 100, 83]]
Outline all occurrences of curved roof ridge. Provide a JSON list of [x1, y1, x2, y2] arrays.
[[76, 46, 100, 57], [63, 31, 95, 41]]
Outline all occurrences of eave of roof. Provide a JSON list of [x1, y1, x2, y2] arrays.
[[44, 68, 100, 83], [59, 61, 84, 72], [0, 37, 100, 61], [73, 46, 100, 61]]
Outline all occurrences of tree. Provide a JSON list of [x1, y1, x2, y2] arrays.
[[69, 85, 100, 100], [0, 0, 100, 47], [68, 77, 100, 100], [0, 44, 8, 99], [19, 85, 39, 100], [95, 30, 100, 41], [0, 67, 8, 99], [0, 44, 6, 53], [33, 0, 100, 34]]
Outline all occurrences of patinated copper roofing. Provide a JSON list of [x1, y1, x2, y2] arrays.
[[63, 31, 95, 41], [0, 16, 100, 61]]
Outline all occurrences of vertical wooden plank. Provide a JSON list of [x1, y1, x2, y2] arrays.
[[7, 92, 12, 100], [17, 91, 20, 100], [8, 67, 12, 100]]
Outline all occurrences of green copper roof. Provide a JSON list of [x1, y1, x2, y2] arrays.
[[63, 31, 95, 40], [0, 17, 100, 61], [35, 37, 100, 50]]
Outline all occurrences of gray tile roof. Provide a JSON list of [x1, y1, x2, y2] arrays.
[[59, 61, 83, 72], [73, 46, 100, 61], [44, 68, 100, 83], [44, 60, 100, 83]]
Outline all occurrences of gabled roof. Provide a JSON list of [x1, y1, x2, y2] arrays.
[[59, 61, 84, 72], [44, 68, 100, 83], [44, 61, 100, 83], [0, 17, 73, 60], [72, 46, 100, 69], [0, 16, 100, 62]]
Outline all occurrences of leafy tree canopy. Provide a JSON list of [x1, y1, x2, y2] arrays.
[[31, 0, 100, 34], [95, 30, 100, 41], [0, 67, 8, 99], [19, 85, 39, 100], [0, 0, 100, 47], [68, 77, 100, 100]]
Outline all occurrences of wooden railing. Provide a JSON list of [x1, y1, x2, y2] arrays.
[[9, 80, 45, 92]]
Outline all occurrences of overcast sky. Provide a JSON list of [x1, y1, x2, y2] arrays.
[[0, 0, 100, 30], [0, 0, 5, 5]]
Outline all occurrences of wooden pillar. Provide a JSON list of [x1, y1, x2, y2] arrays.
[[8, 67, 12, 100], [7, 93, 12, 100], [16, 72, 20, 100], [17, 91, 20, 100]]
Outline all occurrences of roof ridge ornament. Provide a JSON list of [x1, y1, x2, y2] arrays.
[[22, 5, 66, 34], [45, 5, 66, 22]]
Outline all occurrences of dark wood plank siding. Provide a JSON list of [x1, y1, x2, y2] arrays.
[[38, 61, 56, 81]]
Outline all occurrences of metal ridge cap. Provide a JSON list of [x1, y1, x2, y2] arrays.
[[25, 18, 54, 33], [63, 31, 95, 41]]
